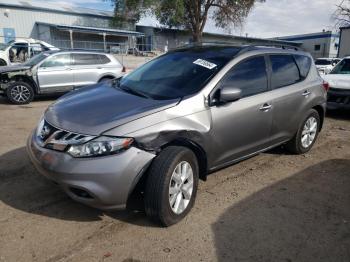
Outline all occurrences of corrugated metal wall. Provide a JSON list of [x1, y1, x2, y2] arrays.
[[0, 6, 112, 41]]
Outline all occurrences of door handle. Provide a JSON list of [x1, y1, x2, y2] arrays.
[[65, 67, 72, 71], [97, 67, 102, 69], [259, 103, 272, 111], [302, 90, 311, 96]]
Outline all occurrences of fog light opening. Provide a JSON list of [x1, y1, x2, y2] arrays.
[[70, 187, 94, 199]]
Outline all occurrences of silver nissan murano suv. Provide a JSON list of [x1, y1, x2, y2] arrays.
[[27, 44, 328, 226]]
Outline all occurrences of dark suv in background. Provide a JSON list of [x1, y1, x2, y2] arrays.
[[27, 44, 327, 226]]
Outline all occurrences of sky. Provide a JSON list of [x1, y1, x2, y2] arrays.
[[45, 0, 340, 38]]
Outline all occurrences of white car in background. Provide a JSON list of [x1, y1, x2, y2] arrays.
[[323, 57, 350, 109], [0, 38, 59, 66], [315, 57, 341, 75]]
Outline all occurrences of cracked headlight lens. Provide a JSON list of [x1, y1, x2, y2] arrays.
[[67, 136, 133, 157]]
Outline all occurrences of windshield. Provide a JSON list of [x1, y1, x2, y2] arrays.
[[23, 52, 50, 66], [315, 59, 332, 65], [119, 46, 240, 100], [330, 59, 350, 74]]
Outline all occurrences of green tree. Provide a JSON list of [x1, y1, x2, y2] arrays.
[[110, 0, 264, 42]]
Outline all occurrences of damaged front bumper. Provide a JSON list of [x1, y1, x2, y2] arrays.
[[27, 131, 156, 210]]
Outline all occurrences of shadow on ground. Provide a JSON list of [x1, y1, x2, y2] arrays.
[[326, 109, 350, 121], [212, 159, 350, 262], [0, 147, 154, 226]]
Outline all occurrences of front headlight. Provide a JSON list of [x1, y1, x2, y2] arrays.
[[67, 136, 134, 158]]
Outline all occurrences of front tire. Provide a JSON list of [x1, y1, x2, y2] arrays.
[[144, 146, 199, 227], [6, 81, 34, 105], [286, 109, 320, 154]]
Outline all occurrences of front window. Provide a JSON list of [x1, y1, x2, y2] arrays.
[[40, 54, 71, 68], [218, 56, 268, 97], [118, 46, 240, 100], [23, 52, 50, 66], [330, 59, 350, 74]]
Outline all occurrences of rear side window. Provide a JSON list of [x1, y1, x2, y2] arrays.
[[98, 55, 111, 64], [219, 56, 268, 98], [73, 53, 102, 65], [294, 55, 312, 78], [270, 55, 301, 89]]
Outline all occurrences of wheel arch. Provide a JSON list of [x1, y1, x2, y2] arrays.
[[159, 138, 208, 181], [312, 105, 325, 131], [98, 74, 115, 82], [10, 75, 38, 94]]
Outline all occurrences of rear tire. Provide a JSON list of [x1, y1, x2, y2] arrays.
[[286, 109, 320, 154], [6, 81, 34, 105], [144, 146, 199, 227]]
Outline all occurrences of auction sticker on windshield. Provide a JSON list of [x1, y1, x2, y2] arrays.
[[193, 59, 217, 69]]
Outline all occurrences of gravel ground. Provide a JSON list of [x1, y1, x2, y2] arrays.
[[0, 96, 349, 262]]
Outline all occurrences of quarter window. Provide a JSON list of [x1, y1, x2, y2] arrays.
[[294, 55, 311, 78], [270, 55, 301, 89], [40, 54, 71, 67], [98, 55, 111, 64], [219, 56, 268, 97]]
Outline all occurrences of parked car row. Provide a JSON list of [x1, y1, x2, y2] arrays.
[[27, 44, 328, 226], [315, 57, 341, 75], [0, 50, 125, 104], [323, 56, 350, 109]]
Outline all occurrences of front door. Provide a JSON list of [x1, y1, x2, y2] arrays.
[[37, 53, 74, 93], [208, 56, 273, 168]]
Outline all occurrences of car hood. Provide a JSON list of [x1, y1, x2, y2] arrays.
[[45, 83, 180, 135], [0, 65, 31, 73], [323, 74, 350, 90]]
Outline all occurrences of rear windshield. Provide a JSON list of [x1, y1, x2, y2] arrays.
[[330, 59, 350, 74], [315, 59, 332, 65], [119, 46, 240, 100]]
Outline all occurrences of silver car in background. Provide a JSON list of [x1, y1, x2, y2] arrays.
[[0, 50, 124, 104], [27, 44, 327, 226]]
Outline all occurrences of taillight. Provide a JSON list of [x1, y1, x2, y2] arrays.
[[322, 81, 330, 92], [122, 66, 126, 73]]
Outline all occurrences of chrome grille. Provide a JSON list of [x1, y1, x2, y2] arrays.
[[37, 120, 95, 151]]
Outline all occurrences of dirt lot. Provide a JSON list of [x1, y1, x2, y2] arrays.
[[0, 96, 349, 262]]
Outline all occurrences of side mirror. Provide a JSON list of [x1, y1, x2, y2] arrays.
[[220, 86, 242, 103]]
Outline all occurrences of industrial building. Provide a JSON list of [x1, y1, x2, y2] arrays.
[[0, 0, 300, 53], [0, 0, 143, 52], [338, 26, 350, 58], [275, 31, 339, 58]]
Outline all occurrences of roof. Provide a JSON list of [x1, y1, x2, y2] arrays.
[[275, 31, 339, 41], [136, 25, 302, 46], [37, 22, 144, 37], [0, 0, 114, 18]]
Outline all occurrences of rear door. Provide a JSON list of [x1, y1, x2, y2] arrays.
[[209, 55, 273, 168], [37, 53, 74, 93], [71, 53, 103, 87], [267, 54, 313, 144]]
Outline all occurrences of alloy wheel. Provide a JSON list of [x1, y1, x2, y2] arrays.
[[301, 116, 318, 148], [10, 85, 31, 103], [169, 161, 194, 215]]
